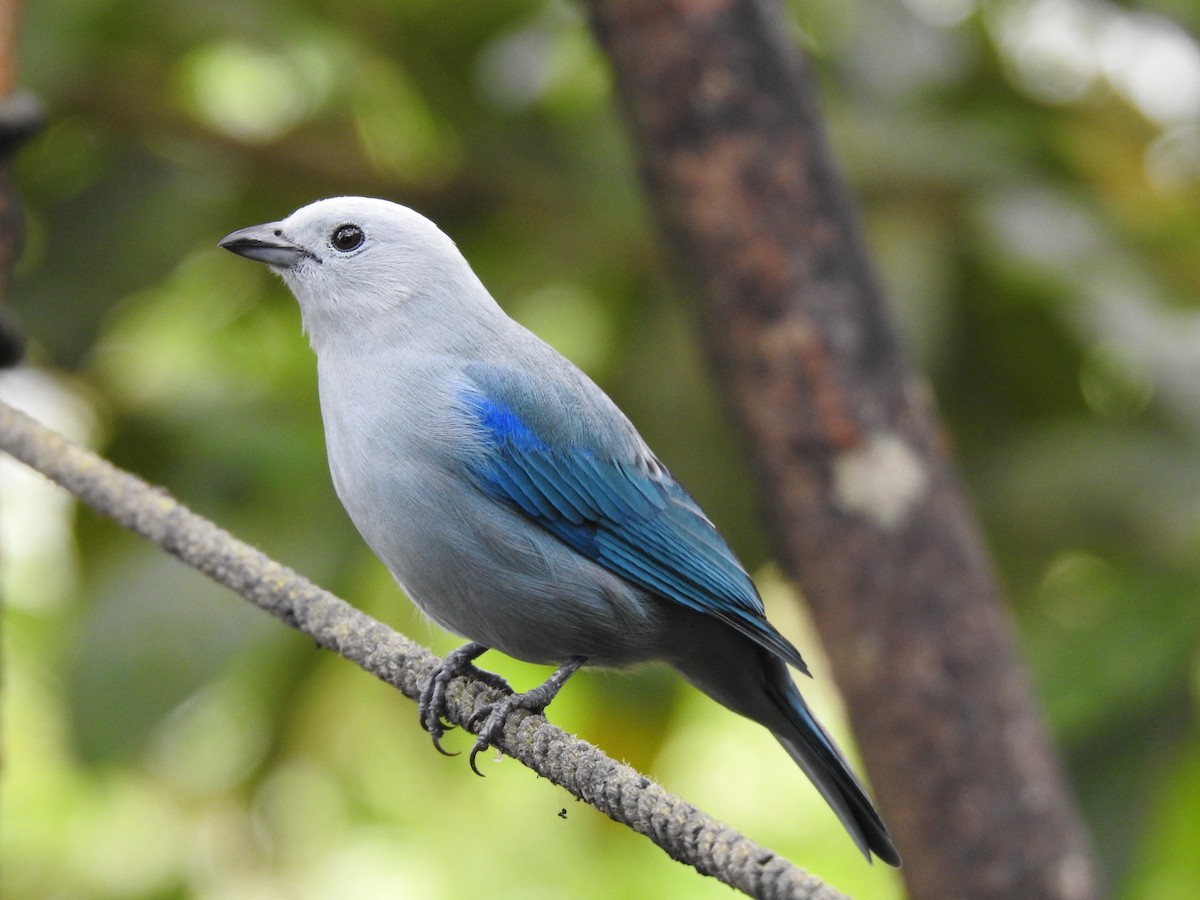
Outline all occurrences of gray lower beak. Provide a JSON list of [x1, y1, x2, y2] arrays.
[[219, 223, 311, 268]]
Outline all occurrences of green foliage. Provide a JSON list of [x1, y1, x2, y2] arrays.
[[5, 0, 1200, 896]]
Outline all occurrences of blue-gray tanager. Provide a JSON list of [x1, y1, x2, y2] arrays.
[[220, 197, 899, 866]]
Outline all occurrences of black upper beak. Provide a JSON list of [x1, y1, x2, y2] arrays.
[[219, 223, 311, 268]]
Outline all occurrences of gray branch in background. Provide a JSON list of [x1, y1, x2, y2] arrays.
[[0, 398, 850, 900]]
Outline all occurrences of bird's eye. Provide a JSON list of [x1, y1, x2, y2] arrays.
[[331, 224, 365, 252]]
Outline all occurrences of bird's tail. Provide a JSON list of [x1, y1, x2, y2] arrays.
[[766, 665, 901, 867]]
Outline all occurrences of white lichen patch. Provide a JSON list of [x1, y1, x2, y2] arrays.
[[832, 432, 928, 529]]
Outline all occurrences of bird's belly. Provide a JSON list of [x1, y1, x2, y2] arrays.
[[401, 510, 668, 666], [337, 459, 667, 666]]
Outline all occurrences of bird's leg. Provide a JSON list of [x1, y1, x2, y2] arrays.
[[419, 641, 512, 755], [466, 655, 587, 775]]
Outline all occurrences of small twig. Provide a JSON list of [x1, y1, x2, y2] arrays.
[[0, 398, 847, 900]]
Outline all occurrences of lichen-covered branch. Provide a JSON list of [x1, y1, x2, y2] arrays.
[[0, 398, 846, 900]]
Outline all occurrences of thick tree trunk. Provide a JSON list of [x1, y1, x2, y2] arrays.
[[584, 1, 1101, 897]]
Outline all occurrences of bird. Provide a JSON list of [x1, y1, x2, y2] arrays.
[[219, 196, 900, 867]]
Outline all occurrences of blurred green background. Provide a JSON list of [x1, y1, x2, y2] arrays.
[[4, 0, 1200, 897]]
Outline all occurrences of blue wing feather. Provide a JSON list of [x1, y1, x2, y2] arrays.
[[459, 377, 809, 675]]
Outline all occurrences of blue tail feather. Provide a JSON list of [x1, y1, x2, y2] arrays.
[[768, 664, 901, 867]]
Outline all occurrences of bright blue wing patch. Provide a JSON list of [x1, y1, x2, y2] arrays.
[[459, 387, 809, 674], [470, 396, 548, 454]]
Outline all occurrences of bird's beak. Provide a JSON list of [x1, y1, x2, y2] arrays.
[[219, 223, 311, 268]]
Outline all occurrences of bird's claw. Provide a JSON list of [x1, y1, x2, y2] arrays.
[[418, 642, 511, 757], [461, 655, 587, 776], [464, 693, 546, 776], [421, 677, 459, 756], [419, 650, 585, 774]]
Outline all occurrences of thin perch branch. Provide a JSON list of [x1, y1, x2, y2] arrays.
[[0, 398, 848, 900]]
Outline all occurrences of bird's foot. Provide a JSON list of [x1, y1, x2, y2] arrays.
[[464, 656, 586, 776], [419, 642, 511, 755]]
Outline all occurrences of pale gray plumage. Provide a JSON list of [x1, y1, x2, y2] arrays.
[[219, 196, 899, 867]]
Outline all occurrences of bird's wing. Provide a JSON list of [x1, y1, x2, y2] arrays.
[[458, 363, 809, 674]]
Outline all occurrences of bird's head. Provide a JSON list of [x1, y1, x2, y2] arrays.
[[220, 197, 493, 350]]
